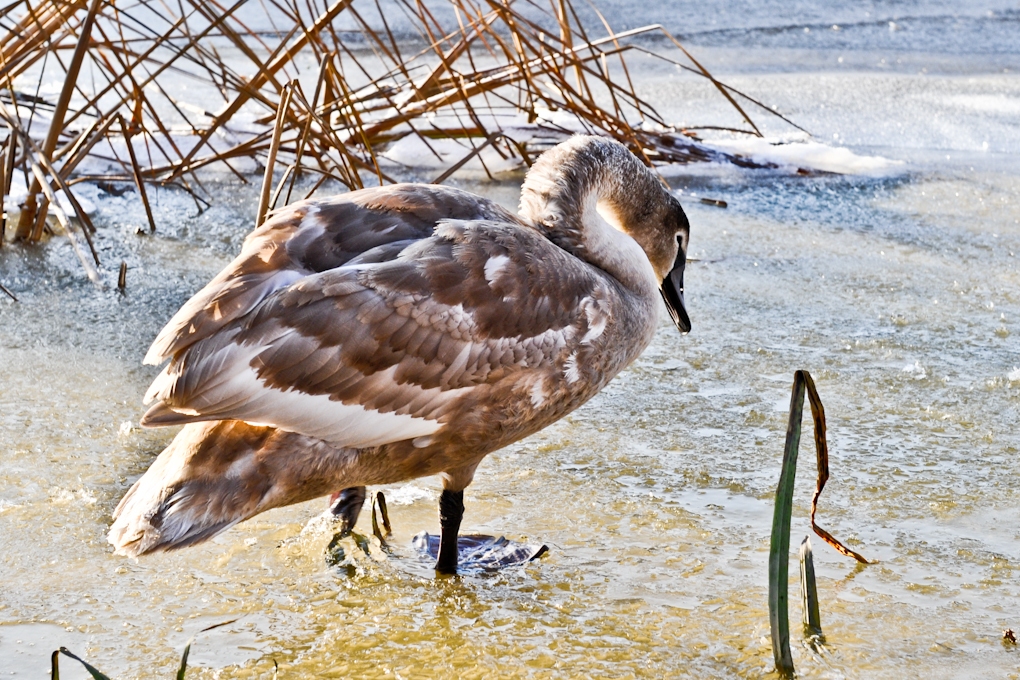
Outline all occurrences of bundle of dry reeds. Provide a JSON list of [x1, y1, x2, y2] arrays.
[[0, 0, 798, 278]]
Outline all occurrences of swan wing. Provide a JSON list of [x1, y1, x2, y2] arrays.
[[142, 219, 608, 449], [144, 185, 515, 365]]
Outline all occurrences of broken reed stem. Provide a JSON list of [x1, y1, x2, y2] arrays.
[[0, 106, 101, 264], [266, 164, 296, 215], [799, 537, 823, 639], [555, 0, 581, 88], [2, 130, 13, 193], [28, 195, 49, 242], [117, 260, 126, 292], [119, 116, 156, 234], [29, 160, 100, 284], [0, 135, 11, 246], [256, 83, 294, 228], [769, 370, 870, 677], [282, 53, 332, 206], [14, 0, 102, 240]]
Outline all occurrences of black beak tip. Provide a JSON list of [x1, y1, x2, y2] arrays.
[[673, 305, 692, 334], [660, 287, 691, 334]]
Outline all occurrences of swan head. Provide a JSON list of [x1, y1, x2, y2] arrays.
[[660, 222, 691, 334], [592, 159, 691, 335], [520, 135, 692, 333]]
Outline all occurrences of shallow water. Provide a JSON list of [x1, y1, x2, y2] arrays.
[[2, 2, 1020, 678]]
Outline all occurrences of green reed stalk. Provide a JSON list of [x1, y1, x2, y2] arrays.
[[800, 536, 823, 640], [769, 370, 871, 674], [768, 372, 806, 675]]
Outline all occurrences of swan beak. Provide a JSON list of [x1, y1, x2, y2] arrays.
[[660, 259, 691, 334]]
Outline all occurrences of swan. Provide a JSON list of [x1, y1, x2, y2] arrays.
[[108, 135, 691, 573]]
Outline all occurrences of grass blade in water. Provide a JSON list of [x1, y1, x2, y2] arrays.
[[177, 618, 240, 679], [802, 373, 871, 565], [768, 372, 805, 675], [769, 370, 872, 675], [176, 640, 192, 680], [51, 648, 112, 680], [800, 536, 823, 640]]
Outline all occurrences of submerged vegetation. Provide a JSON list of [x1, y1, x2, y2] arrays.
[[51, 619, 247, 680], [0, 0, 801, 279]]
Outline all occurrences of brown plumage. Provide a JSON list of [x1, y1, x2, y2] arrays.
[[109, 136, 691, 570]]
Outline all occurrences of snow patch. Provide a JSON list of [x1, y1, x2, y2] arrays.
[[702, 134, 903, 175], [380, 134, 523, 176], [4, 172, 98, 216]]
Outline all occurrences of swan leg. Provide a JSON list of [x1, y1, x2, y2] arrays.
[[435, 489, 464, 574], [330, 486, 367, 537]]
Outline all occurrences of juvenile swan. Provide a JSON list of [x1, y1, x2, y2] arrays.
[[109, 135, 691, 573]]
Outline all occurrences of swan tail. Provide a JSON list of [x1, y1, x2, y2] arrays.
[[109, 421, 280, 557]]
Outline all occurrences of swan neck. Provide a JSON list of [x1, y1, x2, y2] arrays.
[[518, 138, 661, 294]]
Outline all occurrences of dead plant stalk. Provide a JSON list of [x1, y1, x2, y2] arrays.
[[0, 0, 801, 280]]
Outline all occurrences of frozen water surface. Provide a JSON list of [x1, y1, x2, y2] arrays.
[[1, 1, 1019, 677]]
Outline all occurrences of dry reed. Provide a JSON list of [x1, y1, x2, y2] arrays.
[[0, 0, 796, 279]]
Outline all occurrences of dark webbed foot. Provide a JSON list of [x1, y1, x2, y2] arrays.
[[435, 489, 464, 574], [329, 486, 367, 537], [414, 532, 548, 573]]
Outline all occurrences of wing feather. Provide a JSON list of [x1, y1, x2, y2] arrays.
[[143, 207, 614, 449], [145, 184, 517, 365]]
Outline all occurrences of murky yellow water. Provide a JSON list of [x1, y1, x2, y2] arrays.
[[3, 41, 1020, 680]]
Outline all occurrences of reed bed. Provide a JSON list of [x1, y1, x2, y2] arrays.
[[0, 0, 798, 278]]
